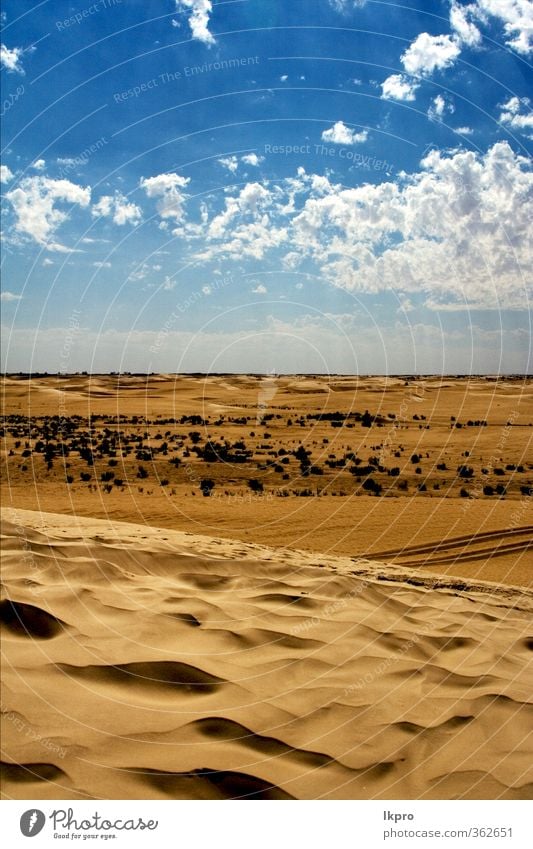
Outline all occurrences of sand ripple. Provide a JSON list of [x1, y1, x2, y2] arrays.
[[1, 508, 532, 800]]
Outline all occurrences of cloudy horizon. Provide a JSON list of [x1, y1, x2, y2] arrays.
[[1, 0, 531, 374]]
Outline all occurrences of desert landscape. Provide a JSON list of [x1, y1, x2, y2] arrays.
[[1, 374, 532, 800]]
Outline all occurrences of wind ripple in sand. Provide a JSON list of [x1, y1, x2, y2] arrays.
[[1, 508, 532, 800]]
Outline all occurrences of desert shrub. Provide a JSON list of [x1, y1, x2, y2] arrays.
[[362, 477, 382, 495], [137, 466, 149, 479], [411, 454, 420, 464], [483, 485, 494, 496], [457, 465, 474, 479], [248, 478, 264, 493], [200, 479, 215, 496], [460, 488, 470, 498]]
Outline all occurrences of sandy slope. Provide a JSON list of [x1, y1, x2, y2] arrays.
[[1, 508, 532, 800]]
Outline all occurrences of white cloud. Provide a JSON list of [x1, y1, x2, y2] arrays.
[[381, 74, 419, 101], [42, 258, 54, 266], [92, 191, 142, 225], [0, 44, 24, 74], [321, 121, 368, 144], [454, 125, 474, 134], [241, 152, 264, 166], [475, 0, 532, 55], [218, 156, 239, 173], [401, 33, 461, 75], [179, 144, 526, 309], [428, 93, 455, 121], [31, 159, 46, 171], [498, 95, 533, 137], [202, 285, 212, 295], [450, 2, 482, 46], [140, 172, 190, 226], [197, 183, 287, 261], [175, 0, 214, 45], [251, 283, 267, 294], [286, 142, 531, 308], [280, 74, 288, 82], [5, 176, 91, 250], [92, 261, 111, 269], [219, 153, 265, 172], [1, 291, 22, 302], [0, 165, 14, 183]]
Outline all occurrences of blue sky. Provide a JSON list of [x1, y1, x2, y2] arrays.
[[1, 0, 531, 373]]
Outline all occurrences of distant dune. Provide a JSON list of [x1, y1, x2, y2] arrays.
[[2, 508, 532, 800]]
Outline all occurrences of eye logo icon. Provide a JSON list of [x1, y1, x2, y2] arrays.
[[20, 810, 46, 837]]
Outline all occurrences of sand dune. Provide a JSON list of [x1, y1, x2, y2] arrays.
[[1, 508, 532, 800]]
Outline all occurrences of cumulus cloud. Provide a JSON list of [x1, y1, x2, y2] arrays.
[[290, 142, 531, 307], [475, 0, 532, 55], [219, 153, 265, 172], [218, 156, 238, 173], [197, 143, 530, 309], [381, 74, 419, 101], [31, 159, 46, 171], [175, 0, 214, 45], [140, 172, 190, 226], [5, 176, 91, 250], [195, 181, 288, 261], [92, 191, 142, 225], [1, 165, 14, 183], [251, 283, 268, 294], [92, 261, 112, 269], [321, 121, 368, 144], [498, 95, 533, 137], [428, 94, 455, 121], [454, 125, 474, 134], [450, 2, 482, 46], [0, 43, 24, 73], [241, 152, 264, 166], [401, 33, 461, 75], [1, 291, 22, 302]]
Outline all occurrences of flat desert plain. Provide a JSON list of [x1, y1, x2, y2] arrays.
[[1, 375, 532, 800]]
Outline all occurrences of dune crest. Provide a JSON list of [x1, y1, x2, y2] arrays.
[[1, 508, 532, 800]]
